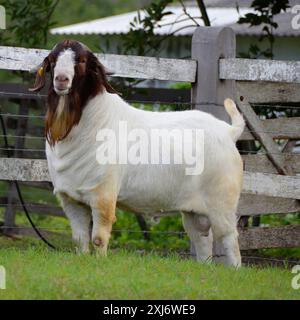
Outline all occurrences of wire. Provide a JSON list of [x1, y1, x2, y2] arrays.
[[0, 134, 45, 140], [1, 131, 299, 139], [0, 147, 45, 153], [0, 225, 186, 235], [242, 255, 300, 265], [0, 204, 60, 209], [0, 90, 300, 109], [1, 96, 300, 110], [1, 128, 300, 138], [0, 91, 46, 99], [0, 147, 45, 154], [0, 114, 56, 250], [0, 190, 53, 196], [129, 100, 300, 110], [0, 226, 69, 231], [0, 113, 44, 119], [237, 150, 298, 156], [0, 146, 298, 156]]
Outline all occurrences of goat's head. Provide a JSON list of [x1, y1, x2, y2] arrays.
[[30, 39, 114, 95], [30, 39, 116, 146]]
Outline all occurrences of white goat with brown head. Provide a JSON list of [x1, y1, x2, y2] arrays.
[[31, 40, 245, 267]]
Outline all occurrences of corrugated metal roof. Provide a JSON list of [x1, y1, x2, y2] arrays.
[[50, 6, 253, 36], [50, 5, 300, 37], [190, 0, 254, 8], [230, 12, 300, 37], [196, 0, 299, 8]]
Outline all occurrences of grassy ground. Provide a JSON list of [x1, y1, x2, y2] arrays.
[[0, 236, 299, 300], [0, 181, 299, 300]]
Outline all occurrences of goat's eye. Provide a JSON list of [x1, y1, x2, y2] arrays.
[[78, 58, 87, 64]]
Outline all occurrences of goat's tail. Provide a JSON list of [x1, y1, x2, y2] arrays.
[[224, 98, 245, 142]]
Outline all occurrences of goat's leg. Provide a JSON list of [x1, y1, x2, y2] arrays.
[[204, 166, 243, 267], [182, 212, 213, 263], [58, 192, 91, 253], [209, 212, 241, 268], [91, 195, 117, 257]]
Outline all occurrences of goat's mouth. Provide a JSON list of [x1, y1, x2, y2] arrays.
[[54, 87, 70, 96]]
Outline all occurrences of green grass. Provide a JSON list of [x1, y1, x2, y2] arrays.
[[0, 237, 299, 300], [0, 182, 299, 300]]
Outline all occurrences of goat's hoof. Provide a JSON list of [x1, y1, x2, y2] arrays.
[[93, 237, 103, 247]]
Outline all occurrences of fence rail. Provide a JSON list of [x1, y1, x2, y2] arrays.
[[236, 81, 300, 104], [220, 58, 300, 84], [0, 158, 299, 200], [0, 46, 196, 82]]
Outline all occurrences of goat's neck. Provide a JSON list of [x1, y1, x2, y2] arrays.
[[49, 90, 131, 147]]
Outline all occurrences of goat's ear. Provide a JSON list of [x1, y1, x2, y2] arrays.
[[29, 57, 50, 92], [87, 51, 118, 94]]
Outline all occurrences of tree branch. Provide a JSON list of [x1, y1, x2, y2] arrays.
[[179, 0, 200, 26], [159, 16, 202, 28], [195, 0, 211, 26]]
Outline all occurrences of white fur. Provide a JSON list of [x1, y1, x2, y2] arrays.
[[224, 98, 245, 142], [55, 96, 66, 118], [53, 49, 75, 95], [46, 91, 245, 266]]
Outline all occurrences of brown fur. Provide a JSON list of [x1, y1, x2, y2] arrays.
[[93, 183, 117, 229], [30, 39, 117, 146], [90, 179, 117, 253]]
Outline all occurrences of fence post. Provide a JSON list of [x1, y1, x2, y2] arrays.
[[190, 27, 236, 257], [191, 26, 236, 121]]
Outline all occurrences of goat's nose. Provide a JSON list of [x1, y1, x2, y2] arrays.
[[55, 74, 69, 82]]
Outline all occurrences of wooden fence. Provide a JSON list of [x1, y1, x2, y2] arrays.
[[0, 26, 299, 252]]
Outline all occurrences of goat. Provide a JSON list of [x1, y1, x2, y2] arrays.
[[30, 40, 245, 267]]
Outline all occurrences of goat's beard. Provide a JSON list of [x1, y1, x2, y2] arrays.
[[54, 88, 70, 96], [45, 90, 82, 146]]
